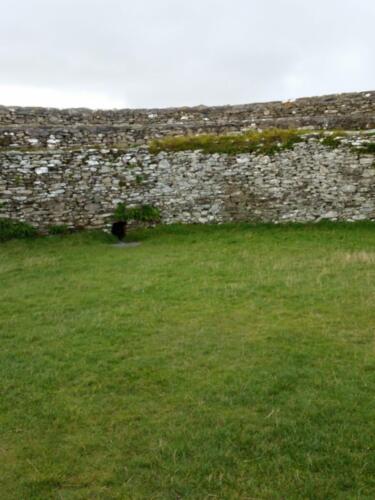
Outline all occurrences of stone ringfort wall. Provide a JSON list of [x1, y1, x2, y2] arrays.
[[0, 91, 374, 230]]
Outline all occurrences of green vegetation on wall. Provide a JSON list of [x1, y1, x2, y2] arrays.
[[113, 203, 161, 223], [0, 218, 37, 242], [355, 143, 375, 155], [149, 129, 309, 155], [149, 129, 375, 157]]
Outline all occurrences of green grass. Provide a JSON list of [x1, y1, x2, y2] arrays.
[[149, 129, 309, 155], [1, 223, 375, 499]]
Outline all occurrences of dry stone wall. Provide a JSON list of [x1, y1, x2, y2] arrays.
[[1, 91, 375, 230], [0, 91, 374, 149], [1, 134, 374, 230]]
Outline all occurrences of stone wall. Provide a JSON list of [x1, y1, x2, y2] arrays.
[[1, 91, 374, 149], [1, 91, 375, 230], [1, 133, 374, 230]]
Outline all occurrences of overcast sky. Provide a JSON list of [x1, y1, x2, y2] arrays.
[[1, 0, 374, 109]]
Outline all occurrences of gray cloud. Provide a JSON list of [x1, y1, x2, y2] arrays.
[[0, 0, 374, 108]]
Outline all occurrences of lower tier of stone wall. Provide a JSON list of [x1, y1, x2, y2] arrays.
[[1, 136, 375, 230]]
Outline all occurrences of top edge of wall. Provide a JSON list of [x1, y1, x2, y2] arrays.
[[0, 90, 374, 114]]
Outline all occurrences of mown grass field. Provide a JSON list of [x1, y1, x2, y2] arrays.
[[1, 223, 375, 499]]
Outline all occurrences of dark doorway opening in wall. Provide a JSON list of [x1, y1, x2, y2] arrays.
[[111, 221, 127, 241]]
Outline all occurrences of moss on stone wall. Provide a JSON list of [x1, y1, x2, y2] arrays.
[[150, 129, 375, 156], [149, 129, 311, 156]]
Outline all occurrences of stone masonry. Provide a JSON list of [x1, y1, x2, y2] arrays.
[[0, 91, 374, 230]]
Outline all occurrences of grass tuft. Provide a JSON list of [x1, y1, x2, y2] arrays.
[[0, 218, 37, 242]]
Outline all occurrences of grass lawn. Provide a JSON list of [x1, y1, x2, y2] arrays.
[[1, 223, 375, 499]]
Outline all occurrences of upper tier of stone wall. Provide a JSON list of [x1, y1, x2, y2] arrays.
[[0, 91, 374, 149]]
